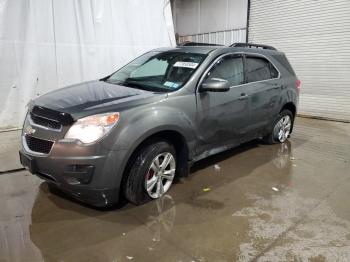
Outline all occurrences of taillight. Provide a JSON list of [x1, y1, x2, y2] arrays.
[[296, 79, 301, 92]]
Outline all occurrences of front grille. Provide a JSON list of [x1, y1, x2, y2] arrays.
[[25, 135, 54, 154], [30, 112, 62, 130]]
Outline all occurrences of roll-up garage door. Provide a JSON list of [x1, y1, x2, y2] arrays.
[[249, 0, 350, 122]]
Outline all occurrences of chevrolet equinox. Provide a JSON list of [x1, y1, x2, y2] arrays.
[[19, 43, 300, 207]]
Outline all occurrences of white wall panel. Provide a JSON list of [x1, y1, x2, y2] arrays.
[[200, 0, 230, 33], [249, 0, 350, 122], [172, 0, 200, 36], [173, 0, 247, 36], [0, 0, 175, 129]]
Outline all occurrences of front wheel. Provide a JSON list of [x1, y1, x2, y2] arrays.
[[123, 141, 176, 205], [264, 110, 294, 144]]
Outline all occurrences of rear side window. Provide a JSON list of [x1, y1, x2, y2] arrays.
[[245, 57, 279, 82], [270, 63, 279, 78], [205, 56, 244, 86], [272, 54, 295, 75]]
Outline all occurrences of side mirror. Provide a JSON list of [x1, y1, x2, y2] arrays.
[[200, 78, 230, 92]]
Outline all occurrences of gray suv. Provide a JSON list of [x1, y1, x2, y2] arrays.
[[19, 43, 300, 207]]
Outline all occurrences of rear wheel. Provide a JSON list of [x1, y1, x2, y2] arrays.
[[123, 141, 176, 205], [264, 109, 294, 144]]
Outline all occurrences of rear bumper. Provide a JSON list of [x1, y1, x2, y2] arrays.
[[19, 144, 128, 207]]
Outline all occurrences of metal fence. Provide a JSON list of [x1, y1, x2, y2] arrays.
[[178, 28, 246, 46]]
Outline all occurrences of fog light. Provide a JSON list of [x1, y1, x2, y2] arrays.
[[63, 165, 94, 185]]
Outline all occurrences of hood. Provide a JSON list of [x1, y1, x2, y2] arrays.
[[33, 80, 166, 119]]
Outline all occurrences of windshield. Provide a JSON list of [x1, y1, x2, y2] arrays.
[[105, 51, 207, 92]]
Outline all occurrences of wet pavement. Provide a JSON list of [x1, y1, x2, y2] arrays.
[[0, 130, 21, 172], [0, 118, 349, 262]]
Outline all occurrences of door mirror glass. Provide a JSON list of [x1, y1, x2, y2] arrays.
[[200, 78, 230, 92]]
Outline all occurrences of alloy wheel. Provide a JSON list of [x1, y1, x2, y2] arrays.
[[275, 115, 292, 143], [145, 152, 176, 198]]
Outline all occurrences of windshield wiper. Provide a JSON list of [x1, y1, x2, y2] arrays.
[[123, 81, 149, 90], [102, 79, 122, 85], [124, 80, 168, 93], [103, 78, 168, 93]]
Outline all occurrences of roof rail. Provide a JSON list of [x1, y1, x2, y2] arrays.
[[230, 42, 277, 51], [178, 41, 224, 47]]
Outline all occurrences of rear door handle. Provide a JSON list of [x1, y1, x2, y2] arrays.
[[238, 93, 248, 100]]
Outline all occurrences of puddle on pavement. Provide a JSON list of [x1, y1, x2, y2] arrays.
[[1, 118, 350, 261]]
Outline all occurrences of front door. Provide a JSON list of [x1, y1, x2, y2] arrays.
[[195, 54, 250, 157]]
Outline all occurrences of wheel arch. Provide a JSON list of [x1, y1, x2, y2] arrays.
[[280, 102, 296, 117], [119, 128, 191, 197]]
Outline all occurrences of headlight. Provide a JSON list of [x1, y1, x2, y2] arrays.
[[65, 112, 120, 144]]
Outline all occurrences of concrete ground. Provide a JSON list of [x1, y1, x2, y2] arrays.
[[0, 118, 349, 262], [0, 129, 22, 172]]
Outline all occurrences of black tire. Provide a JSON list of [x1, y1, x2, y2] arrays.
[[263, 109, 294, 144], [123, 140, 176, 205]]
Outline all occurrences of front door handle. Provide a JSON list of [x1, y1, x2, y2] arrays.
[[238, 93, 248, 100]]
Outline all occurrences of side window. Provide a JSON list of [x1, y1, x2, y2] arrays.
[[246, 57, 278, 82], [205, 56, 244, 86]]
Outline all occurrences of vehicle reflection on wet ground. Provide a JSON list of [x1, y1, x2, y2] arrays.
[[0, 117, 349, 261]]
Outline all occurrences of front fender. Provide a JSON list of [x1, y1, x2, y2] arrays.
[[100, 105, 196, 190], [102, 104, 197, 155]]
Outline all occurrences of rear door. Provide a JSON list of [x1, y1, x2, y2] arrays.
[[242, 55, 280, 139], [195, 54, 250, 156]]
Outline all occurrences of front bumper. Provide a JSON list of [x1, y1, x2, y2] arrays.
[[19, 107, 131, 207], [19, 140, 128, 207]]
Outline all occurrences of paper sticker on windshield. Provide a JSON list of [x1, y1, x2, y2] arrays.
[[173, 61, 199, 69]]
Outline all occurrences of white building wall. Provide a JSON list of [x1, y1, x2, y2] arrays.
[[173, 0, 248, 44]]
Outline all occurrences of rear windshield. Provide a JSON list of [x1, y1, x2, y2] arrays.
[[105, 51, 207, 92]]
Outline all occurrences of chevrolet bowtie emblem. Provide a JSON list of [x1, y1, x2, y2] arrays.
[[26, 125, 36, 135]]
